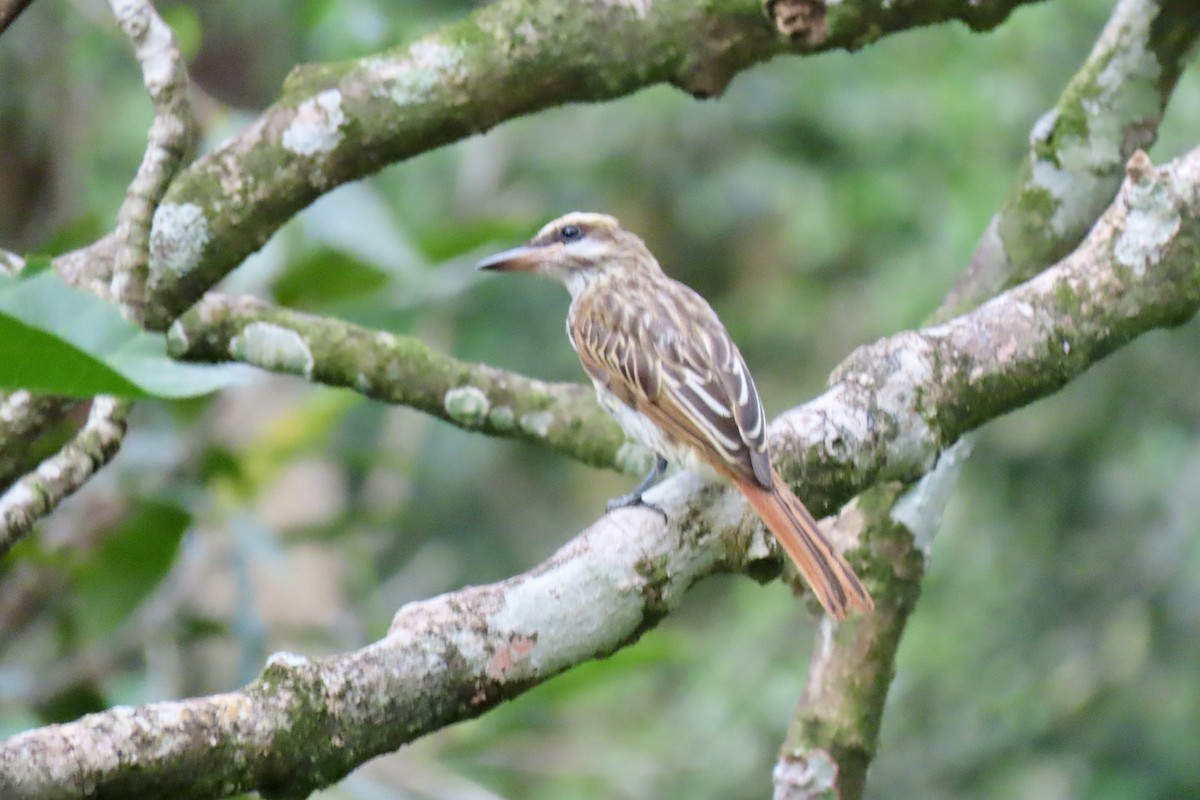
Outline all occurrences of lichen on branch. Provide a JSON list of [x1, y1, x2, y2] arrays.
[[142, 0, 1046, 327], [168, 294, 636, 473], [9, 144, 1200, 800], [940, 0, 1200, 318], [0, 397, 130, 557]]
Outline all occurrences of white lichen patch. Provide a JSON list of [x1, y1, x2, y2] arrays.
[[779, 389, 873, 472], [150, 202, 209, 276], [0, 482, 36, 514], [872, 333, 937, 470], [39, 461, 64, 482], [265, 651, 310, 669], [230, 322, 315, 379], [1030, 159, 1107, 238], [773, 748, 838, 794], [166, 319, 189, 353], [603, 0, 651, 18], [374, 38, 465, 106], [0, 390, 32, 423], [892, 436, 974, 556], [443, 386, 490, 427], [487, 546, 645, 672], [1094, 8, 1161, 100], [514, 20, 539, 44], [150, 702, 186, 729], [1114, 175, 1181, 277], [1028, 107, 1058, 147], [282, 90, 346, 157], [519, 410, 554, 438], [1029, 5, 1163, 240], [921, 322, 952, 338], [0, 250, 24, 274], [488, 405, 516, 431]]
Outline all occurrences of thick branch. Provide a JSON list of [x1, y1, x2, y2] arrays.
[[939, 0, 1200, 317], [5, 146, 1200, 800], [773, 447, 968, 799], [772, 149, 1199, 509], [140, 0, 1044, 328], [167, 293, 638, 473], [0, 397, 130, 556], [779, 2, 1200, 792]]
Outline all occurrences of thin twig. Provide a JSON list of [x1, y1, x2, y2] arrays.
[[0, 392, 77, 491], [0, 397, 131, 556], [0, 0, 36, 37], [105, 0, 197, 322]]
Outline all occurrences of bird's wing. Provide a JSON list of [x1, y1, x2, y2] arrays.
[[572, 280, 772, 489]]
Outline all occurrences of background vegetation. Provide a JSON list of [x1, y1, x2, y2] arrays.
[[2, 0, 1199, 798]]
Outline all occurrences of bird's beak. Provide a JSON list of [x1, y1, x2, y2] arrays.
[[476, 244, 547, 273]]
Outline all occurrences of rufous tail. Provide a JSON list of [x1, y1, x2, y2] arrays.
[[737, 466, 873, 620]]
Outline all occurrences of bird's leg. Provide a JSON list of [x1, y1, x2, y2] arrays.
[[607, 456, 669, 514]]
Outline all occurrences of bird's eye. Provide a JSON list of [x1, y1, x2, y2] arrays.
[[560, 224, 581, 241]]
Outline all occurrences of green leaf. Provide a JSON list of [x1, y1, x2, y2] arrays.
[[68, 500, 191, 641], [272, 247, 389, 311], [0, 269, 242, 398], [413, 217, 536, 262]]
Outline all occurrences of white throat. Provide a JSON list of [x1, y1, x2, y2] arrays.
[[562, 269, 591, 300]]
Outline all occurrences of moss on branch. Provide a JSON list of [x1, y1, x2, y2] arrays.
[[13, 142, 1200, 800], [142, 0, 1046, 328], [939, 0, 1200, 319], [168, 294, 633, 472]]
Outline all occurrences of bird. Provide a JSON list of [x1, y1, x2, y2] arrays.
[[477, 212, 873, 620]]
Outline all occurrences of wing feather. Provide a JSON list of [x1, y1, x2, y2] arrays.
[[570, 276, 772, 489]]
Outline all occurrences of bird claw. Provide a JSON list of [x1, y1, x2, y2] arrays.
[[606, 492, 667, 521], [605, 456, 669, 518]]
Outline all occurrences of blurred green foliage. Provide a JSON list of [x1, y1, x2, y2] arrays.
[[1, 0, 1199, 798]]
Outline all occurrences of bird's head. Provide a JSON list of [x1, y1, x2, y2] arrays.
[[477, 212, 658, 297]]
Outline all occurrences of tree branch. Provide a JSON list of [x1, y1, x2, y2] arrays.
[[773, 448, 967, 799], [0, 0, 194, 545], [0, 392, 76, 490], [0, 397, 130, 557], [777, 1, 1200, 792], [6, 144, 1200, 799], [102, 0, 197, 322], [0, 250, 23, 275], [770, 154, 1199, 507], [939, 0, 1200, 318], [0, 0, 36, 37], [167, 293, 640, 473], [139, 0, 1045, 328]]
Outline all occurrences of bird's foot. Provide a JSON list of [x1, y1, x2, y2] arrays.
[[606, 491, 667, 521]]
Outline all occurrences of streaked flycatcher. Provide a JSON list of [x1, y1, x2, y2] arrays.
[[478, 212, 872, 620]]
